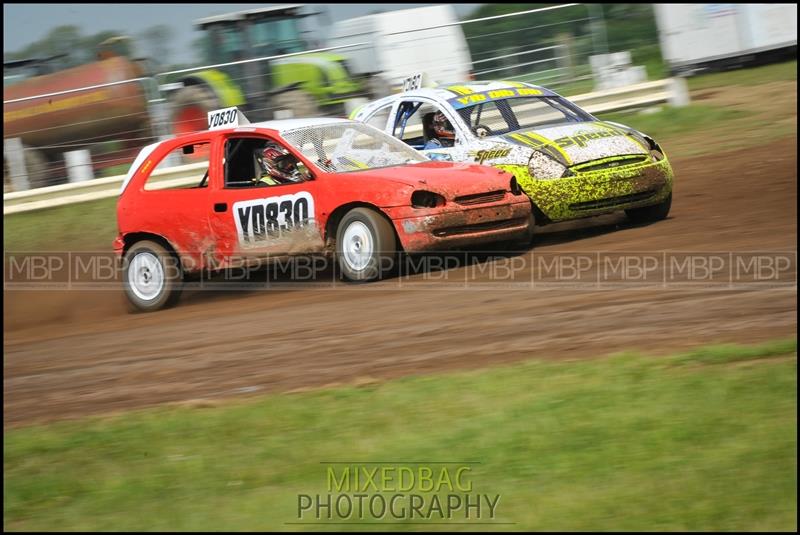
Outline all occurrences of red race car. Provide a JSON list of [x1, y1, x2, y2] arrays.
[[115, 109, 533, 311]]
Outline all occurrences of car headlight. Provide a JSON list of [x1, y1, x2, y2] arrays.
[[528, 151, 567, 180], [411, 190, 445, 208]]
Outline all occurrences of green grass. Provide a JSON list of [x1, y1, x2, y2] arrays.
[[548, 54, 795, 97], [599, 104, 753, 141], [4, 339, 797, 531], [552, 77, 595, 97], [3, 196, 117, 252], [688, 59, 797, 91], [98, 163, 132, 178], [671, 339, 798, 366]]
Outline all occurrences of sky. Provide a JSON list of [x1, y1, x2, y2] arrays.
[[3, 3, 483, 64]]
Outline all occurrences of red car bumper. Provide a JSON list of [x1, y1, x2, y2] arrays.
[[390, 199, 532, 252]]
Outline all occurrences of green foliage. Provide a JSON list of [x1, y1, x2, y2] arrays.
[[5, 25, 124, 68], [461, 4, 663, 84], [137, 24, 173, 69], [5, 25, 84, 68], [5, 24, 175, 73], [600, 4, 659, 50]]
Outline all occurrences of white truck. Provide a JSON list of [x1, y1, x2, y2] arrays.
[[654, 4, 797, 75], [327, 5, 473, 92]]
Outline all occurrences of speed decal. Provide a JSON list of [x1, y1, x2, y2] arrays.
[[594, 121, 650, 152], [553, 123, 628, 149], [233, 191, 315, 246], [469, 147, 512, 164]]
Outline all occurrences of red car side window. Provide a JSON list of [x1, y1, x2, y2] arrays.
[[143, 141, 211, 191]]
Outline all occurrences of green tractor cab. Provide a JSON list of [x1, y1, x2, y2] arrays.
[[167, 5, 364, 136]]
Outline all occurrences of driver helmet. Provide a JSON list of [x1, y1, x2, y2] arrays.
[[432, 111, 455, 141], [258, 144, 300, 182]]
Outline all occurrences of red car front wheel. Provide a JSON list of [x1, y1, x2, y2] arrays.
[[336, 208, 397, 282]]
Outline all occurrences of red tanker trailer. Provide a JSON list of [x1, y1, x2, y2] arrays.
[[3, 55, 155, 190]]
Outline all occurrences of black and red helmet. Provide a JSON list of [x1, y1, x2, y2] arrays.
[[258, 144, 298, 182]]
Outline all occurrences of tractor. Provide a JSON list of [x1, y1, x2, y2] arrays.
[[165, 5, 370, 136]]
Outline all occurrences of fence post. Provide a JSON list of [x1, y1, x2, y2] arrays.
[[555, 35, 575, 78], [64, 149, 94, 183], [667, 77, 690, 107], [4, 138, 30, 192]]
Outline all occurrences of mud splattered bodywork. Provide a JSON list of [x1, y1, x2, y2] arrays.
[[497, 155, 673, 222], [385, 192, 532, 251], [493, 121, 673, 221], [353, 80, 675, 224]]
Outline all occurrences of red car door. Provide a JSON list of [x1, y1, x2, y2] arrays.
[[206, 132, 325, 267]]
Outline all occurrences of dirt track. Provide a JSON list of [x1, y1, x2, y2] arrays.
[[4, 137, 797, 427]]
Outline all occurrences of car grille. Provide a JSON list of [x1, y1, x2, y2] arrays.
[[454, 190, 506, 206], [569, 189, 659, 211], [574, 155, 649, 173]]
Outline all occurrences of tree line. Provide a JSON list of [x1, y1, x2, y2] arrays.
[[4, 24, 176, 71]]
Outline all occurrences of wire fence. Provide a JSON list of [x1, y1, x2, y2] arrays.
[[4, 3, 653, 192]]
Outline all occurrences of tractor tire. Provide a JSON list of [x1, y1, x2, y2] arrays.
[[271, 88, 319, 118], [170, 84, 220, 137]]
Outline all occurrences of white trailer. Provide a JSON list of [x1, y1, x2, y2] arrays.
[[327, 5, 473, 91], [654, 3, 797, 74]]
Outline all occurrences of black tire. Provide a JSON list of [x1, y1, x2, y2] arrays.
[[122, 240, 183, 312], [336, 208, 397, 282], [625, 193, 672, 224]]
